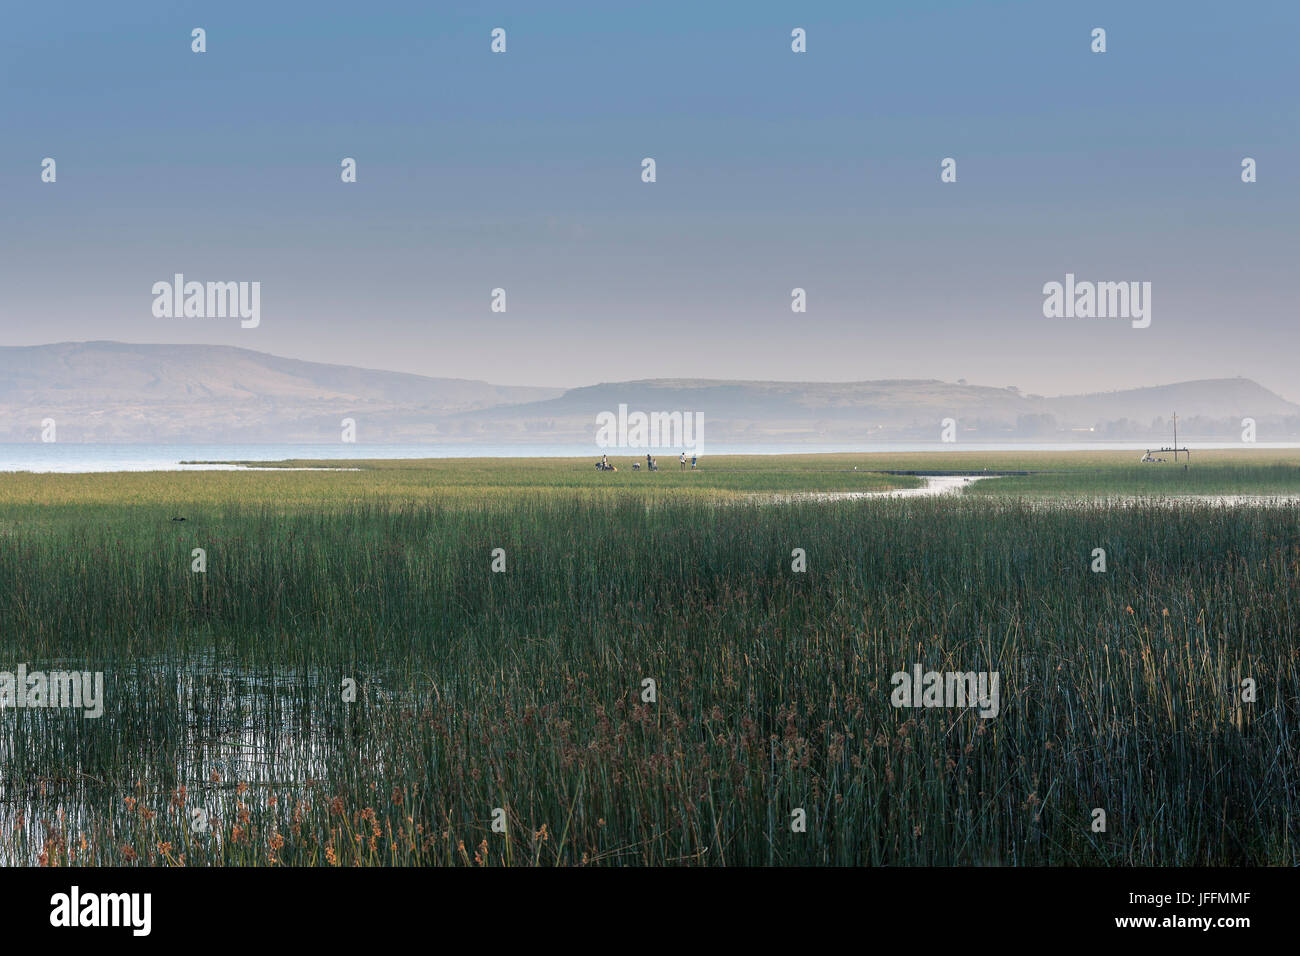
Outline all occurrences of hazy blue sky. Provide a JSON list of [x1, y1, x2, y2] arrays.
[[2, 1, 1296, 398]]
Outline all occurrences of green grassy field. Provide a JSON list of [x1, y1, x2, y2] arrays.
[[1, 451, 1297, 866], [223, 447, 1300, 497], [0, 455, 917, 527]]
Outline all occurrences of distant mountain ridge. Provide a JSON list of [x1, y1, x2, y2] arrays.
[[0, 342, 562, 442], [447, 377, 1300, 443], [1, 342, 1296, 443]]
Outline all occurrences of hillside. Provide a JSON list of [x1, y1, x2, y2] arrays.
[[0, 342, 562, 442], [1, 342, 1295, 443]]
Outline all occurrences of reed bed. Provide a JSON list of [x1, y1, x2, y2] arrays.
[[1, 484, 1296, 866]]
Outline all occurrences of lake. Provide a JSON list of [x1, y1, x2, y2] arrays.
[[3, 441, 1299, 473]]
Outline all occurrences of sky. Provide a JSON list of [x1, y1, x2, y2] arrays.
[[2, 1, 1296, 399]]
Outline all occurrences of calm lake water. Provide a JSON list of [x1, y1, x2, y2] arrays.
[[2, 442, 1298, 473]]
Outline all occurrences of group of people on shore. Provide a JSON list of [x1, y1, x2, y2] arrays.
[[595, 452, 699, 472]]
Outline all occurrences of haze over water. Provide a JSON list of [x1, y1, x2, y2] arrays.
[[6, 443, 1300, 473]]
